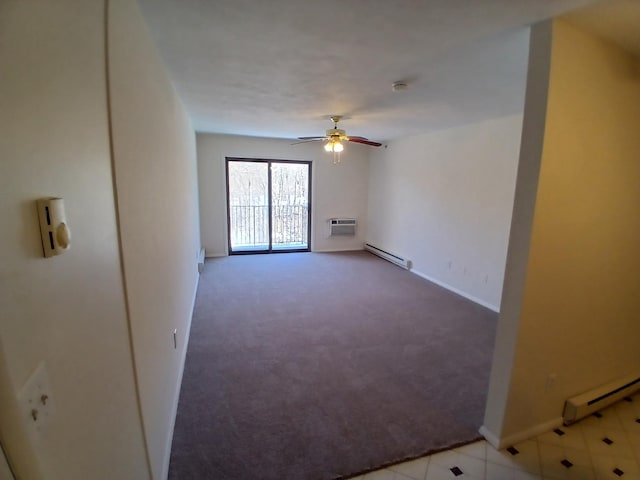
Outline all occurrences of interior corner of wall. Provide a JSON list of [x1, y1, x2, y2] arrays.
[[478, 425, 501, 449]]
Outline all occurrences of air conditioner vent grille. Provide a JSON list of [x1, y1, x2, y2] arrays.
[[329, 218, 356, 236]]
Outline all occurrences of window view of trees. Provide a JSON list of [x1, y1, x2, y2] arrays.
[[228, 160, 309, 250]]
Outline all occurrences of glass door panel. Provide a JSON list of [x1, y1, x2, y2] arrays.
[[271, 162, 309, 251], [227, 161, 270, 253], [227, 158, 311, 254]]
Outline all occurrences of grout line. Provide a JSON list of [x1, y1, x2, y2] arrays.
[[573, 419, 597, 477], [534, 434, 543, 479], [483, 449, 487, 480]]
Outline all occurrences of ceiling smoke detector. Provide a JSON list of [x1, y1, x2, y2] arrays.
[[392, 81, 408, 92]]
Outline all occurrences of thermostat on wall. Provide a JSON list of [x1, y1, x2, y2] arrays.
[[36, 198, 71, 257]]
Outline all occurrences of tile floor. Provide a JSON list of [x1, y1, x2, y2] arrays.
[[349, 393, 640, 480]]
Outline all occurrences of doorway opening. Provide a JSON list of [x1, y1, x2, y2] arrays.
[[226, 158, 312, 254]]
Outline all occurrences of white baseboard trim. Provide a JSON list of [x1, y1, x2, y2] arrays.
[[479, 417, 563, 449], [478, 425, 501, 449], [313, 247, 365, 253], [411, 269, 499, 312], [161, 272, 200, 480], [206, 248, 367, 255], [197, 248, 205, 273], [206, 249, 366, 255]]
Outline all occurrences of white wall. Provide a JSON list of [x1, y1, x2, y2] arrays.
[[197, 134, 369, 255], [482, 22, 552, 446], [107, 0, 201, 478], [0, 0, 149, 478], [484, 19, 640, 446], [367, 114, 523, 310]]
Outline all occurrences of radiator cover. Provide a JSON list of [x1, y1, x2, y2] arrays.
[[364, 242, 411, 270], [563, 374, 640, 425]]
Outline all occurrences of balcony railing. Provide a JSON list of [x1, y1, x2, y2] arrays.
[[230, 204, 309, 249]]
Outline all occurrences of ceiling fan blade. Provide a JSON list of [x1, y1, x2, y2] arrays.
[[291, 139, 325, 145], [346, 136, 370, 141], [297, 136, 326, 140], [347, 137, 382, 147]]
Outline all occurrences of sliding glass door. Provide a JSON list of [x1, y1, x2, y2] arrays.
[[226, 158, 311, 254], [227, 160, 270, 252]]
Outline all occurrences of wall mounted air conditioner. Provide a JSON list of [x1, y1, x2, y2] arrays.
[[329, 218, 356, 236]]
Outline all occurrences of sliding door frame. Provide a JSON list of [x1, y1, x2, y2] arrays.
[[225, 157, 312, 255]]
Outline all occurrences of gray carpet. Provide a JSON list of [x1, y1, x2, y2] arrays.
[[169, 251, 497, 480]]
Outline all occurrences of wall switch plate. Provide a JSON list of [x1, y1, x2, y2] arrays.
[[17, 363, 54, 438]]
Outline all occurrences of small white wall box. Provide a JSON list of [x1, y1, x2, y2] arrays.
[[37, 198, 71, 257]]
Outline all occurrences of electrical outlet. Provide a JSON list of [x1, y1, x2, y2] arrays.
[[18, 363, 54, 438], [546, 373, 557, 391]]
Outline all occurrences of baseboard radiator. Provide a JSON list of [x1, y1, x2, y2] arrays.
[[563, 373, 640, 425], [364, 242, 411, 270]]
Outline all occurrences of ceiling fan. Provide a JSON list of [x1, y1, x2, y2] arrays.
[[293, 116, 382, 156]]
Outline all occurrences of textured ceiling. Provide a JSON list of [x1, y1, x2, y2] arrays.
[[138, 0, 624, 142]]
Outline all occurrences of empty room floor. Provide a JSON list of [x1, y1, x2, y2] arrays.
[[170, 251, 497, 479], [351, 392, 640, 480], [171, 252, 639, 479]]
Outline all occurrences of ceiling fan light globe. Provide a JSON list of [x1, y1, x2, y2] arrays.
[[324, 142, 333, 152], [333, 142, 344, 152]]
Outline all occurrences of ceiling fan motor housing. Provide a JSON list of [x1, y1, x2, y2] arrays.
[[326, 128, 347, 140]]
